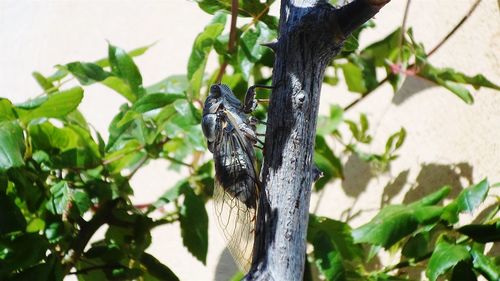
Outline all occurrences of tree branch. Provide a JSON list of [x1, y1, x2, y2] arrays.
[[246, 1, 388, 280], [62, 199, 120, 275]]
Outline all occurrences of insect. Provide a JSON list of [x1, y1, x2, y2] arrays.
[[201, 83, 270, 270]]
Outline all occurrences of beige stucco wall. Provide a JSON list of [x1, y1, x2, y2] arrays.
[[1, 0, 498, 280]]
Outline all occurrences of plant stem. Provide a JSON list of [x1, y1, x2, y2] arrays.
[[216, 0, 239, 83], [62, 199, 120, 275], [397, 0, 412, 63], [383, 252, 433, 273], [427, 0, 481, 57]]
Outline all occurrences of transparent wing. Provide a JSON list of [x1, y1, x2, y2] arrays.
[[212, 115, 259, 271], [213, 179, 256, 271]]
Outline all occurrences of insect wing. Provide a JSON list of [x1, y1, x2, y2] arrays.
[[212, 114, 259, 271]]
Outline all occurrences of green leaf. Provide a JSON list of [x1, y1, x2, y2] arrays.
[[47, 44, 153, 83], [317, 105, 343, 136], [352, 205, 419, 248], [0, 99, 17, 122], [14, 95, 47, 110], [104, 140, 146, 175], [29, 121, 101, 169], [442, 179, 489, 223], [105, 211, 152, 254], [26, 218, 45, 233], [179, 185, 208, 264], [440, 80, 474, 104], [96, 43, 155, 68], [0, 192, 27, 234], [7, 168, 45, 212], [46, 181, 90, 217], [0, 121, 25, 171], [416, 62, 500, 104], [308, 215, 362, 281], [17, 87, 84, 123], [457, 222, 500, 243], [44, 222, 67, 243], [385, 128, 406, 153], [195, 0, 276, 22], [401, 230, 431, 259], [409, 185, 451, 207], [0, 233, 49, 276], [314, 135, 343, 190], [108, 43, 144, 99], [361, 28, 400, 67], [429, 66, 500, 90], [353, 187, 449, 248], [157, 179, 189, 205], [146, 75, 189, 94], [237, 22, 276, 80], [32, 72, 56, 93], [65, 62, 111, 85], [450, 261, 477, 281], [308, 215, 362, 261], [341, 62, 367, 93], [345, 114, 372, 144], [470, 248, 500, 281], [140, 252, 180, 281], [132, 93, 185, 113], [426, 238, 471, 281], [9, 255, 63, 281], [187, 12, 226, 97]]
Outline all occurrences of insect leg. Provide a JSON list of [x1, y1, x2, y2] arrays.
[[242, 84, 274, 113]]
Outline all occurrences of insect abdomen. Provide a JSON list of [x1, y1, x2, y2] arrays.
[[214, 146, 257, 209]]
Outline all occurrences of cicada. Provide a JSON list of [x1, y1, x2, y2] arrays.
[[201, 83, 269, 270]]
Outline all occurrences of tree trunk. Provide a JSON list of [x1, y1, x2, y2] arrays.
[[246, 0, 389, 280]]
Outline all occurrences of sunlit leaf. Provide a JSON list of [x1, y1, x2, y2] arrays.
[[353, 186, 449, 248], [442, 179, 489, 223], [426, 238, 470, 281], [140, 253, 180, 281], [108, 43, 144, 99], [0, 121, 25, 171], [187, 12, 226, 98], [64, 62, 111, 85], [179, 186, 208, 264], [17, 87, 84, 123]]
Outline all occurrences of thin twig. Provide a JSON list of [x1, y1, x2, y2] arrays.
[[241, 4, 271, 33], [69, 264, 127, 275], [427, 0, 482, 57], [216, 0, 239, 83], [125, 155, 148, 180], [343, 0, 482, 112], [397, 0, 412, 63]]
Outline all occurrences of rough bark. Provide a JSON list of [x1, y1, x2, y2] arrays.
[[245, 0, 389, 280]]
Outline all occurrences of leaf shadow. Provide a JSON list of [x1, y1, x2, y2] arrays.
[[214, 248, 238, 281], [380, 170, 410, 207], [341, 153, 374, 197], [391, 76, 435, 106], [402, 162, 473, 204]]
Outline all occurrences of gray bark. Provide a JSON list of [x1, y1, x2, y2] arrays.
[[245, 0, 389, 280]]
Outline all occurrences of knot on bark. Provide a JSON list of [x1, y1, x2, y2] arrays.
[[293, 90, 307, 109]]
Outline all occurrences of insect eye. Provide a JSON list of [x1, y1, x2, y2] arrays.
[[210, 85, 221, 97]]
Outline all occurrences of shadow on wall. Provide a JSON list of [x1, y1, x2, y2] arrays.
[[214, 248, 238, 281], [379, 162, 474, 207], [341, 153, 374, 197], [402, 162, 473, 204], [391, 76, 435, 106]]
